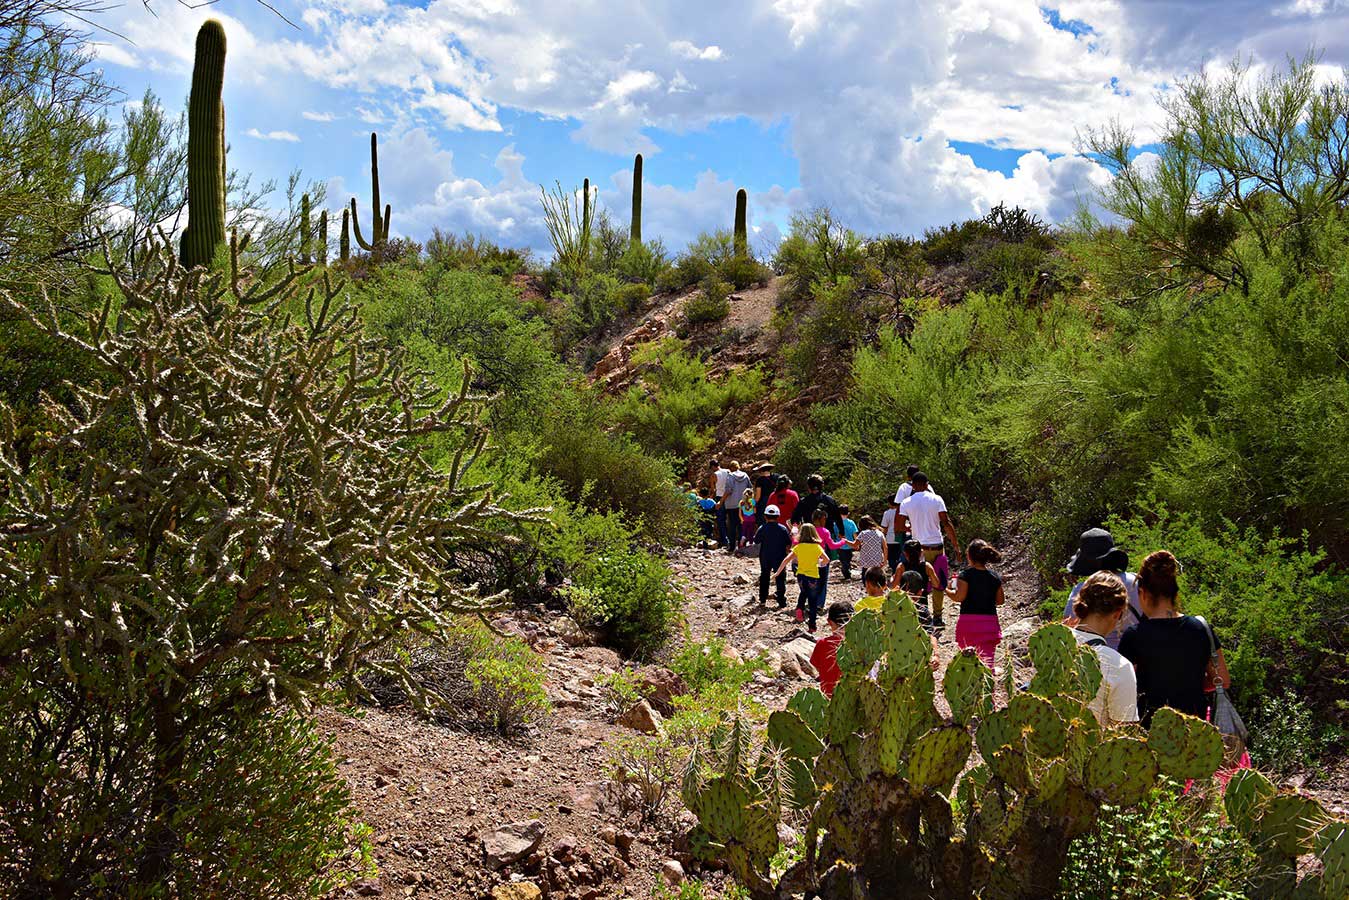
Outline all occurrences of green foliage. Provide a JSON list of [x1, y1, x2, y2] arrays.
[[560, 515, 684, 657], [599, 669, 643, 719], [685, 277, 731, 324], [651, 879, 750, 900], [541, 179, 595, 285], [0, 710, 373, 897], [671, 636, 770, 696], [1246, 690, 1345, 776], [179, 20, 227, 269], [462, 625, 551, 735], [606, 732, 683, 822], [611, 338, 766, 464], [1057, 781, 1254, 900], [616, 237, 670, 286], [423, 229, 531, 278], [658, 229, 769, 294]]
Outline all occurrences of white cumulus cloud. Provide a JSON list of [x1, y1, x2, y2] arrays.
[[245, 128, 301, 142]]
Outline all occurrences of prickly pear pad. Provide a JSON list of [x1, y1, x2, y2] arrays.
[[1225, 768, 1276, 839], [695, 776, 752, 843], [837, 607, 884, 673], [944, 649, 993, 726], [787, 685, 829, 736], [1316, 822, 1347, 898], [767, 709, 824, 761], [1085, 737, 1157, 806], [909, 726, 972, 792], [1258, 794, 1328, 857], [1008, 693, 1068, 758], [1147, 707, 1223, 781], [882, 590, 932, 678]]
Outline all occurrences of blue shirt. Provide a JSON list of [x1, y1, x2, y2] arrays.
[[841, 518, 859, 541], [698, 498, 717, 512]]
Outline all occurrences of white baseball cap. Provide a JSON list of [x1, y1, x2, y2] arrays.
[[764, 504, 781, 517]]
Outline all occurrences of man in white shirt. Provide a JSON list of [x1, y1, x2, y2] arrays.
[[709, 459, 730, 551], [892, 464, 922, 505], [879, 500, 901, 573], [898, 473, 959, 626]]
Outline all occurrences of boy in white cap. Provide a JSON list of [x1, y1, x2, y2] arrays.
[[754, 504, 792, 606]]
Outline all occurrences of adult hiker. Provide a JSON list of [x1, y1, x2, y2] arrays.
[[767, 475, 800, 527], [1060, 527, 1142, 649], [754, 504, 792, 607], [752, 463, 777, 528], [893, 463, 922, 507], [1070, 572, 1139, 726], [709, 459, 730, 551], [793, 474, 844, 538], [897, 472, 959, 627], [721, 461, 752, 553], [880, 499, 902, 573], [1119, 550, 1232, 727]]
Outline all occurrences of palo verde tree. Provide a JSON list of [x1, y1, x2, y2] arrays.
[[0, 239, 538, 894]]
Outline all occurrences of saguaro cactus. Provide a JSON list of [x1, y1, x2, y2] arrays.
[[630, 154, 643, 245], [317, 209, 328, 266], [734, 188, 748, 258], [179, 20, 227, 269], [339, 208, 350, 263], [299, 193, 312, 264], [582, 177, 592, 232], [349, 132, 391, 259]]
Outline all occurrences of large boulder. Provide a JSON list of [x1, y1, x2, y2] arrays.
[[633, 665, 686, 714], [481, 819, 546, 869], [617, 699, 664, 735], [779, 637, 818, 680]]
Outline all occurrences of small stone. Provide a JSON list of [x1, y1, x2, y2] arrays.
[[616, 700, 664, 735], [491, 883, 543, 900], [732, 573, 751, 585], [353, 878, 383, 896], [661, 859, 685, 886], [597, 825, 618, 845], [374, 773, 390, 789], [480, 820, 546, 869]]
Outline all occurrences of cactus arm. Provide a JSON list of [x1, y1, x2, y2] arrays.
[[299, 193, 311, 264], [382, 204, 391, 244], [349, 198, 374, 252]]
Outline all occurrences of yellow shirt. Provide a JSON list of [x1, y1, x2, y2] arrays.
[[856, 594, 884, 612], [792, 542, 829, 578]]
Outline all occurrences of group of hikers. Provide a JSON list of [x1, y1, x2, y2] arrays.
[[687, 461, 1238, 738]]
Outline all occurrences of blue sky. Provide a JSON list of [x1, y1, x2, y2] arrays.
[[88, 0, 1349, 256]]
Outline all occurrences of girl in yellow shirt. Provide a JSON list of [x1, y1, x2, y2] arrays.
[[774, 524, 829, 632]]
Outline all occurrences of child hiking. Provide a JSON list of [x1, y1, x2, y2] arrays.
[[774, 523, 829, 632], [948, 539, 1004, 668], [809, 601, 854, 697], [755, 504, 792, 607]]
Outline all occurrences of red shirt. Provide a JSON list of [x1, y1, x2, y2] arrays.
[[810, 632, 845, 697], [769, 489, 799, 525]]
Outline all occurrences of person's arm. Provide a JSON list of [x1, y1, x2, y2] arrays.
[[773, 551, 793, 577], [1208, 649, 1233, 690], [995, 583, 1005, 607], [948, 576, 967, 604], [940, 511, 959, 559], [926, 562, 940, 591]]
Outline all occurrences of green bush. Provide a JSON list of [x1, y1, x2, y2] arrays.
[[598, 669, 643, 719], [617, 238, 671, 286], [463, 626, 551, 735], [670, 635, 770, 696], [684, 277, 731, 323], [614, 280, 651, 313], [1057, 780, 1253, 900], [422, 228, 531, 278], [1246, 689, 1346, 775], [566, 542, 684, 658], [611, 338, 766, 463], [656, 230, 769, 294]]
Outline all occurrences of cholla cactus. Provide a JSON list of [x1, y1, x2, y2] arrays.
[[674, 595, 1312, 900], [0, 240, 544, 882]]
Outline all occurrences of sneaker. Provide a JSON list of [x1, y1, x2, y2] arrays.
[[794, 608, 805, 623]]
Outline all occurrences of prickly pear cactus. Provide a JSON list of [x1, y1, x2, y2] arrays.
[[944, 648, 993, 726], [1147, 707, 1224, 780]]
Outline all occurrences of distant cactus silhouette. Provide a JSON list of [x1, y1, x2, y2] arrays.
[[349, 133, 391, 260], [339, 208, 350, 263], [179, 20, 227, 269], [299, 193, 312, 264], [733, 188, 748, 257], [630, 154, 643, 245]]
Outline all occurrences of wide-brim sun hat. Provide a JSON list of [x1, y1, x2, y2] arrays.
[[1066, 527, 1129, 577], [764, 504, 781, 517]]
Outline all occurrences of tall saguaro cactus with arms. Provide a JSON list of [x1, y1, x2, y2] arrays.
[[179, 20, 227, 269], [349, 132, 392, 260]]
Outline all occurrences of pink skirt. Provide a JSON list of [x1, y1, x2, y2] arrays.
[[955, 613, 1001, 667]]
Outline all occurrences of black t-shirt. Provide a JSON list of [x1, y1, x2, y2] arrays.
[[755, 475, 777, 512], [795, 491, 844, 536], [1118, 616, 1219, 724], [755, 522, 792, 565], [958, 567, 1001, 616]]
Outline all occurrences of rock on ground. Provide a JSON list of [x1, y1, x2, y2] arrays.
[[481, 819, 546, 869]]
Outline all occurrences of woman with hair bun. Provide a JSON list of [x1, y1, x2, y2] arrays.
[[1119, 550, 1233, 727], [947, 539, 1004, 667], [1071, 572, 1139, 725]]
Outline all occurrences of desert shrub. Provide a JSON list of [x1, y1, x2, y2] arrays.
[[611, 338, 767, 463], [670, 636, 770, 696], [1246, 689, 1346, 776], [566, 542, 684, 658], [604, 734, 683, 823], [773, 208, 866, 304], [968, 239, 1049, 298], [921, 217, 994, 266], [657, 230, 767, 294], [423, 228, 531, 278], [1102, 504, 1344, 703], [651, 880, 750, 900], [535, 389, 695, 547], [684, 276, 731, 323], [463, 629, 551, 735], [598, 669, 643, 719], [617, 237, 671, 286], [613, 280, 651, 313], [1057, 781, 1253, 900], [551, 271, 625, 349], [718, 253, 772, 290]]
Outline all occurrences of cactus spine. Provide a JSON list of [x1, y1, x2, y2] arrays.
[[733, 188, 748, 258], [349, 132, 391, 259], [299, 193, 312, 264], [179, 20, 227, 269], [630, 154, 643, 245]]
